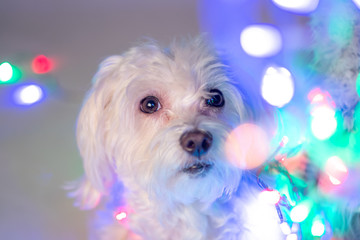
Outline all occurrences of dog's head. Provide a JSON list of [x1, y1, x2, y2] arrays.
[[76, 38, 249, 208]]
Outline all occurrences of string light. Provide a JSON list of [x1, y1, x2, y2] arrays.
[[261, 66, 294, 108], [354, 0, 360, 9], [290, 202, 310, 223], [272, 0, 319, 13], [32, 55, 53, 74], [259, 189, 281, 205], [324, 156, 348, 186], [0, 62, 13, 82], [115, 211, 127, 221], [286, 233, 298, 240], [311, 218, 325, 237], [280, 222, 292, 235], [240, 24, 282, 57], [13, 84, 44, 105], [310, 106, 337, 140]]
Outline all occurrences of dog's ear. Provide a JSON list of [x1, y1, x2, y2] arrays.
[[72, 55, 123, 209]]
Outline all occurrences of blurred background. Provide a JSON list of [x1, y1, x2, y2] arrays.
[[1, 0, 359, 239], [0, 0, 198, 239]]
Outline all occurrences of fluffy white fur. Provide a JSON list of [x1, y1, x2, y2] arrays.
[[73, 38, 283, 239]]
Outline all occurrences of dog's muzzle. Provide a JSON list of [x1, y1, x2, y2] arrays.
[[180, 129, 213, 175]]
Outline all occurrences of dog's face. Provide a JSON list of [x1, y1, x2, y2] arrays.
[[77, 38, 248, 206]]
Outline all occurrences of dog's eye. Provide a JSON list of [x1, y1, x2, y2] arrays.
[[140, 96, 162, 114], [205, 89, 224, 107]]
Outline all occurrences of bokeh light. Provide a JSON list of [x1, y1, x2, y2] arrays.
[[225, 123, 270, 169], [280, 222, 292, 235], [32, 55, 53, 74], [290, 202, 310, 223], [311, 219, 325, 237], [286, 233, 298, 240], [353, 0, 360, 9], [115, 211, 127, 221], [0, 62, 13, 82], [272, 0, 319, 13], [13, 84, 44, 105], [240, 24, 282, 57], [324, 156, 348, 186], [310, 106, 337, 140], [259, 189, 281, 204], [261, 66, 295, 108]]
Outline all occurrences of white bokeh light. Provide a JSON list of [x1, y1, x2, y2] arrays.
[[290, 203, 310, 223], [261, 66, 295, 107], [240, 24, 282, 57], [352, 0, 360, 9], [0, 62, 13, 82], [14, 84, 44, 105], [311, 219, 325, 237], [311, 106, 337, 140], [272, 0, 319, 13]]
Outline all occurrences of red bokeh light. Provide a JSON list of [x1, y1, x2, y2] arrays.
[[32, 55, 53, 74]]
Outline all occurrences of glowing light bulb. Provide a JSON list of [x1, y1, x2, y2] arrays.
[[0, 62, 13, 82], [290, 202, 310, 223], [311, 106, 337, 140], [286, 233, 298, 240], [259, 190, 281, 204], [311, 219, 325, 237], [261, 66, 294, 108], [240, 24, 282, 57], [115, 212, 127, 221], [272, 0, 319, 13], [352, 0, 360, 9], [14, 84, 44, 105], [32, 55, 53, 74], [280, 222, 292, 235], [325, 156, 348, 186]]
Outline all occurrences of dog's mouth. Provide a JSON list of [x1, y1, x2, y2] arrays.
[[183, 161, 213, 175]]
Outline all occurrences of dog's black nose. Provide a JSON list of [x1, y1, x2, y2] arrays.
[[180, 130, 213, 157]]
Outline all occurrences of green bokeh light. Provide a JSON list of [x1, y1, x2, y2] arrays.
[[0, 62, 22, 85]]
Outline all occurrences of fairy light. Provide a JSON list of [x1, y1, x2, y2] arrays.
[[353, 0, 360, 9], [324, 156, 348, 186], [240, 24, 282, 57], [310, 106, 337, 140], [290, 202, 310, 223], [280, 222, 292, 235], [261, 66, 294, 108], [115, 211, 127, 221], [286, 233, 298, 240], [13, 84, 44, 105], [0, 62, 13, 82], [32, 55, 53, 74], [272, 0, 319, 13], [259, 189, 281, 205], [311, 218, 325, 237]]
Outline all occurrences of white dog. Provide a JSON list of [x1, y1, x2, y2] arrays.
[[72, 37, 284, 240]]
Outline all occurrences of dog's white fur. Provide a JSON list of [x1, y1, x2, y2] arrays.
[[73, 37, 283, 240]]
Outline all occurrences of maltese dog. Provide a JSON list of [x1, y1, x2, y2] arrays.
[[72, 37, 284, 240]]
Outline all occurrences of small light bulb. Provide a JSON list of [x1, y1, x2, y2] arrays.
[[0, 62, 13, 82], [115, 212, 127, 221]]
